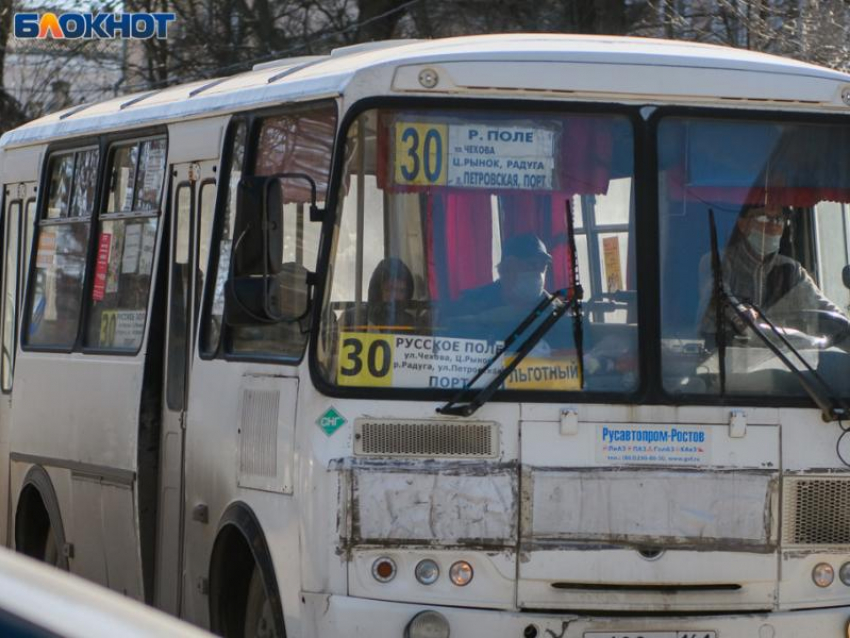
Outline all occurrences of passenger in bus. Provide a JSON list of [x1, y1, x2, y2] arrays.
[[341, 257, 417, 331], [454, 234, 552, 316], [449, 234, 559, 342], [699, 203, 850, 344]]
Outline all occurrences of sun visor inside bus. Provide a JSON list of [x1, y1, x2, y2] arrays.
[[660, 119, 850, 207], [372, 112, 632, 197]]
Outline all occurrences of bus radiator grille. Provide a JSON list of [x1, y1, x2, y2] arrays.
[[782, 476, 850, 548], [354, 419, 499, 458]]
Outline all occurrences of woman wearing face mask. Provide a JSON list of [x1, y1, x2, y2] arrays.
[[699, 204, 850, 340]]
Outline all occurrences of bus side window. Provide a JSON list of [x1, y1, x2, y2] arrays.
[[26, 148, 100, 349], [225, 102, 336, 359], [83, 138, 166, 353], [1, 199, 22, 391]]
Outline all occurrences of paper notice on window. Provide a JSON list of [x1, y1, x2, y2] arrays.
[[122, 223, 141, 274], [100, 309, 146, 349], [143, 146, 165, 191], [504, 355, 582, 391], [138, 223, 156, 275], [36, 229, 56, 268], [106, 225, 123, 294], [92, 232, 111, 301], [602, 236, 623, 293], [337, 332, 504, 389], [446, 124, 556, 190]]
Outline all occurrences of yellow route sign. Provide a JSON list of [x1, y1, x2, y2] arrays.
[[394, 122, 448, 187]]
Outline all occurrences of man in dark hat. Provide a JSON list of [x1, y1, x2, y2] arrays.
[[449, 234, 555, 341]]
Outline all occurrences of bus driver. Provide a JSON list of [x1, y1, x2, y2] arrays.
[[699, 204, 850, 345]]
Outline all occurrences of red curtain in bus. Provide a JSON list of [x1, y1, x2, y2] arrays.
[[427, 192, 493, 300]]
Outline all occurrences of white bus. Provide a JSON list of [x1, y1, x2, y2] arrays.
[[3, 33, 850, 638]]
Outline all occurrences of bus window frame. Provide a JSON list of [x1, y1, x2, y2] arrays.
[[1, 197, 23, 393], [22, 142, 104, 353], [649, 104, 850, 410], [21, 127, 168, 356], [198, 116, 247, 361], [80, 134, 168, 357], [307, 95, 649, 406], [199, 99, 338, 365]]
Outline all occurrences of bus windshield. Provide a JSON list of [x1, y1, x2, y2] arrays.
[[659, 116, 850, 398], [317, 107, 638, 394]]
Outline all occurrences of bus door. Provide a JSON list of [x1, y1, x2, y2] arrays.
[[155, 160, 216, 614], [0, 182, 36, 547]]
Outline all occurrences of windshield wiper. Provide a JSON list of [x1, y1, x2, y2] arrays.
[[437, 285, 583, 417], [708, 209, 849, 422]]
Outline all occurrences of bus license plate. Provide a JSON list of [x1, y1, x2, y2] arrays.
[[584, 633, 716, 638]]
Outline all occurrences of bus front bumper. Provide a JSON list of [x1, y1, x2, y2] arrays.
[[302, 592, 850, 638]]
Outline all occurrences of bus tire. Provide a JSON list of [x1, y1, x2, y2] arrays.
[[244, 563, 279, 638], [210, 503, 285, 638]]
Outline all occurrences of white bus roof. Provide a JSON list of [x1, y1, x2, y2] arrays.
[[3, 33, 849, 149]]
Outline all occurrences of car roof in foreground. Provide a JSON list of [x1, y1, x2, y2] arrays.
[[0, 548, 210, 638]]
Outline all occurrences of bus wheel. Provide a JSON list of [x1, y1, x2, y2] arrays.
[[15, 483, 66, 570], [243, 565, 280, 638]]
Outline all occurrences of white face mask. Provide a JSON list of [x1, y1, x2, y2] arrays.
[[746, 229, 781, 257], [507, 271, 544, 302]]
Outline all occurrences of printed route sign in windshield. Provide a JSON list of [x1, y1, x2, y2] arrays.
[[392, 120, 558, 191], [336, 332, 580, 391]]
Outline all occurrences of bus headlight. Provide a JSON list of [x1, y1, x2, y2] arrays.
[[812, 562, 834, 587], [449, 560, 473, 586], [840, 562, 850, 586], [415, 559, 440, 585], [405, 610, 450, 638]]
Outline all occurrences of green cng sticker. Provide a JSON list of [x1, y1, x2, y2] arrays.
[[317, 407, 347, 436]]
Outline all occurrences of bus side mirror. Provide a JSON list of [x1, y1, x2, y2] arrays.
[[226, 175, 313, 325], [224, 265, 311, 325], [843, 264, 850, 290], [233, 176, 283, 276]]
